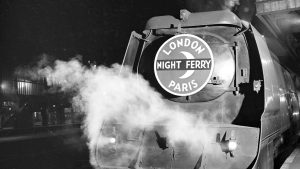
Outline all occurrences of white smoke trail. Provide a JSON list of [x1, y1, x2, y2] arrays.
[[40, 59, 215, 168]]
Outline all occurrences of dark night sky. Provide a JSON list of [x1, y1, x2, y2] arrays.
[[0, 0, 254, 69], [0, 0, 181, 68]]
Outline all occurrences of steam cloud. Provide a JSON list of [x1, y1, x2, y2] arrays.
[[39, 59, 215, 168]]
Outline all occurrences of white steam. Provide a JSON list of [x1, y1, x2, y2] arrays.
[[40, 59, 214, 168]]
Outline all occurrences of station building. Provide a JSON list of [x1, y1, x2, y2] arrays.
[[0, 68, 80, 130]]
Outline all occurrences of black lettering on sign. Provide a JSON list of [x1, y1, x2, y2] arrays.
[[156, 59, 212, 70]]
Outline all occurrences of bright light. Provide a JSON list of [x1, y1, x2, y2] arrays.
[[228, 140, 238, 151], [109, 137, 116, 144], [1, 82, 7, 90], [18, 81, 30, 89]]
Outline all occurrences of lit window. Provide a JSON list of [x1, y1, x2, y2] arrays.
[[17, 81, 32, 95]]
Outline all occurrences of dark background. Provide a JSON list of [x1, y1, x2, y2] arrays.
[[0, 0, 180, 67], [0, 0, 254, 68]]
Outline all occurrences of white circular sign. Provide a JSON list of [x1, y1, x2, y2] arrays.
[[154, 34, 214, 96]]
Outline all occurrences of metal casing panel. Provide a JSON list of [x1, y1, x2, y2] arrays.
[[138, 124, 259, 169], [251, 26, 290, 140], [122, 31, 143, 71], [145, 10, 242, 30], [272, 62, 291, 131], [199, 125, 259, 169]]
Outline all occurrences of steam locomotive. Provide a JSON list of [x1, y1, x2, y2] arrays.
[[96, 10, 300, 169]]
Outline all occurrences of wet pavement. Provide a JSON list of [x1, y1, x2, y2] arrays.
[[0, 127, 92, 169]]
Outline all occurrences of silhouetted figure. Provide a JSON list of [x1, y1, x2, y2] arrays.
[[41, 104, 48, 126], [15, 103, 33, 129]]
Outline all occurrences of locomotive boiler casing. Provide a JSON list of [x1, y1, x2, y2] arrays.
[[96, 10, 300, 169], [249, 23, 300, 169]]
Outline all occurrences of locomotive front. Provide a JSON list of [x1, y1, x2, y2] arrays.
[[95, 10, 263, 169]]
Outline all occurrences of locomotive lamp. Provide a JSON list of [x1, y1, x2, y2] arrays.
[[228, 139, 238, 151], [100, 124, 118, 145], [98, 126, 118, 154], [216, 131, 238, 158], [109, 137, 116, 144], [219, 139, 238, 157]]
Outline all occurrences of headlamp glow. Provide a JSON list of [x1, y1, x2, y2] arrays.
[[109, 137, 116, 144], [228, 140, 238, 151]]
